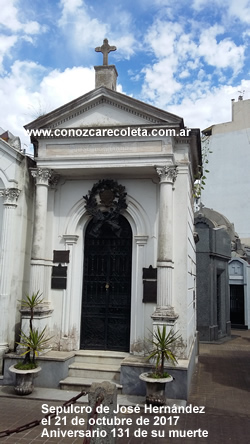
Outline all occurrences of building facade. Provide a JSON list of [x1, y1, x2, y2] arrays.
[[0, 131, 34, 372], [201, 97, 250, 330], [1, 50, 201, 398], [201, 97, 250, 249]]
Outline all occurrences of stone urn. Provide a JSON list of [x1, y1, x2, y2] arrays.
[[9, 365, 41, 395], [139, 372, 173, 406]]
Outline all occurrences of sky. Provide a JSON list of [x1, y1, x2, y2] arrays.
[[1, 0, 250, 151]]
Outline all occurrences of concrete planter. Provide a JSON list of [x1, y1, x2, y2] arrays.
[[9, 365, 41, 395], [139, 372, 173, 405]]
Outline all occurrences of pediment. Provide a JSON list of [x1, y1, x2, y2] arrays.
[[0, 137, 23, 163], [24, 87, 184, 131]]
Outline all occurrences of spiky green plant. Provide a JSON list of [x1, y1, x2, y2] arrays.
[[147, 326, 180, 378], [19, 291, 43, 332], [17, 327, 53, 364], [16, 291, 52, 369]]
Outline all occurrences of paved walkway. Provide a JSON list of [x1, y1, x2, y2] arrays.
[[0, 329, 250, 443]]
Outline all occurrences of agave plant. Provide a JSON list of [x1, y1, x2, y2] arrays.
[[19, 291, 44, 331], [16, 292, 52, 369], [147, 326, 180, 378], [17, 327, 52, 365]]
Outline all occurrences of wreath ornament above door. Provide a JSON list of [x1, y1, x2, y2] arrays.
[[83, 179, 127, 237]]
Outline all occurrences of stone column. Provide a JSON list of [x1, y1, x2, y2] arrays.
[[29, 168, 52, 297], [152, 165, 178, 328], [0, 188, 20, 372]]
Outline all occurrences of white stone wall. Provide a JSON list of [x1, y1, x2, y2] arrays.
[[173, 161, 196, 359], [0, 189, 4, 238], [0, 142, 34, 350], [46, 176, 159, 351]]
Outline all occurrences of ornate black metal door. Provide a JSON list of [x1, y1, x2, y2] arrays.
[[80, 214, 132, 351]]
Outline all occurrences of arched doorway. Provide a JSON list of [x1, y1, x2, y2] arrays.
[[80, 214, 132, 351]]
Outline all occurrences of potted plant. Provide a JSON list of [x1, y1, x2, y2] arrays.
[[9, 291, 52, 395], [139, 325, 180, 405]]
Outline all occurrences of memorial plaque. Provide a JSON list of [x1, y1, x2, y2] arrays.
[[51, 277, 67, 290], [51, 264, 67, 289], [143, 281, 157, 303], [53, 250, 70, 263], [143, 266, 157, 280], [52, 265, 67, 277]]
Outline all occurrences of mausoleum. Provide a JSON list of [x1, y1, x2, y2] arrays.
[[1, 40, 201, 399]]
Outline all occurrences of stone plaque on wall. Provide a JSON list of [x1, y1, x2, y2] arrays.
[[51, 264, 67, 289], [53, 250, 70, 263], [142, 266, 157, 303]]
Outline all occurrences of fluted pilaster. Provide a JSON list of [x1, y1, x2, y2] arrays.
[[152, 165, 178, 323], [0, 188, 20, 368]]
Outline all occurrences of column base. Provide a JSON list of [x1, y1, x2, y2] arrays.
[[20, 304, 53, 337], [151, 305, 178, 324], [151, 306, 179, 346], [0, 344, 9, 375]]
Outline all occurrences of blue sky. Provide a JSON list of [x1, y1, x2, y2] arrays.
[[1, 0, 250, 149]]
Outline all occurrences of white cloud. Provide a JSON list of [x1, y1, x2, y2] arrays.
[[229, 0, 250, 24], [38, 66, 95, 110], [141, 19, 199, 105], [0, 35, 18, 72], [167, 81, 250, 130], [141, 14, 247, 112], [58, 0, 108, 52], [0, 0, 45, 34], [58, 0, 137, 61], [192, 0, 250, 24], [112, 35, 137, 59], [192, 0, 208, 9], [198, 26, 245, 75], [0, 61, 95, 147], [145, 20, 183, 58], [0, 0, 46, 73], [179, 70, 190, 78], [59, 0, 83, 17], [142, 57, 181, 105]]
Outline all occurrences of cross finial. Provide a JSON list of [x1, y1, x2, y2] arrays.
[[95, 38, 117, 66]]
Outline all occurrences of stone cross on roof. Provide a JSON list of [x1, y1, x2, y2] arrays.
[[95, 39, 117, 66]]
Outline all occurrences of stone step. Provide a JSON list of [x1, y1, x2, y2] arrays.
[[60, 376, 123, 394], [74, 350, 129, 365], [68, 362, 121, 381]]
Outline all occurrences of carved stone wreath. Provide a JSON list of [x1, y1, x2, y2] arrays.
[[83, 179, 127, 237]]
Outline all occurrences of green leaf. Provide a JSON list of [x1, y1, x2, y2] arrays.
[[19, 291, 44, 310], [146, 326, 181, 376], [17, 327, 53, 356]]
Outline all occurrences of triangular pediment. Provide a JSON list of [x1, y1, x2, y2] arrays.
[[24, 87, 184, 131], [0, 136, 22, 163]]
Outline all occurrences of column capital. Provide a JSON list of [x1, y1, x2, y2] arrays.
[[134, 235, 148, 246], [30, 168, 53, 186], [155, 165, 178, 184], [0, 188, 21, 205], [63, 234, 79, 245]]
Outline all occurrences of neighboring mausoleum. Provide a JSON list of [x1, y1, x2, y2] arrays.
[[195, 208, 232, 341]]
